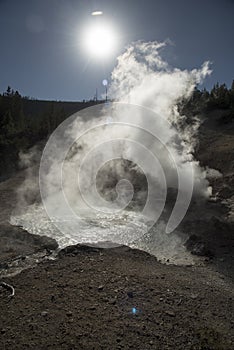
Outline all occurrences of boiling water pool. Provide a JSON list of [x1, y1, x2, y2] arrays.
[[10, 204, 195, 265]]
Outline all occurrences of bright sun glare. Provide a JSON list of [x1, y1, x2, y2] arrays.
[[83, 23, 117, 59]]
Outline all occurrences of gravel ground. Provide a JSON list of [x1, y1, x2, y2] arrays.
[[0, 244, 234, 350]]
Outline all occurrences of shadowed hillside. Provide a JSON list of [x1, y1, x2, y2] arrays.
[[0, 87, 104, 179]]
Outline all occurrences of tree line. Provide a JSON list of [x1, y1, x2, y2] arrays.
[[185, 80, 234, 113], [0, 87, 99, 177], [0, 82, 233, 178]]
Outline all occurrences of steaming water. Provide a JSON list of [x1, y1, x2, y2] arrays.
[[10, 204, 195, 265], [10, 41, 211, 266]]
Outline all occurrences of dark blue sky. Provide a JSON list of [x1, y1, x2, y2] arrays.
[[0, 0, 234, 101]]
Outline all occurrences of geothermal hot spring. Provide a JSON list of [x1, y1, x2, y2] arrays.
[[10, 42, 212, 265]]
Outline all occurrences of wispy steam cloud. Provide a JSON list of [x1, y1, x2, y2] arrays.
[[11, 41, 213, 261]]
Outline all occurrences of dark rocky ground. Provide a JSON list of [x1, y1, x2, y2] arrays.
[[0, 109, 234, 349], [0, 244, 234, 350]]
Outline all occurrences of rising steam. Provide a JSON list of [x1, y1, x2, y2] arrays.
[[11, 41, 213, 264], [110, 41, 212, 195]]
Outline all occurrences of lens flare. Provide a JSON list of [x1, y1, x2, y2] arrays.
[[91, 11, 103, 16]]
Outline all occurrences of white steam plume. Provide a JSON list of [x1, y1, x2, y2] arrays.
[[110, 41, 212, 196], [11, 41, 213, 261]]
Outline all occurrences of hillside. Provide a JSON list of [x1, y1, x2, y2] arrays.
[[0, 89, 103, 179]]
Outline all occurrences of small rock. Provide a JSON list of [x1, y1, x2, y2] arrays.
[[88, 306, 96, 310], [41, 311, 48, 317], [191, 293, 199, 300], [185, 235, 214, 257], [98, 285, 104, 291], [66, 311, 73, 316], [165, 310, 175, 317], [127, 291, 133, 298]]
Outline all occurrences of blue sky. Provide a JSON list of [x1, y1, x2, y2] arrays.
[[0, 0, 234, 101]]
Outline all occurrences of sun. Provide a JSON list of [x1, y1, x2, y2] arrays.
[[82, 23, 117, 59]]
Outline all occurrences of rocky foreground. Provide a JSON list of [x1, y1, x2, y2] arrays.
[[0, 244, 234, 350], [0, 173, 233, 349], [0, 109, 234, 349]]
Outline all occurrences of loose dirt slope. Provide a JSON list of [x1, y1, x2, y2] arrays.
[[0, 245, 234, 350]]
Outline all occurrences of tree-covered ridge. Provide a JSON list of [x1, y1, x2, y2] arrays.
[[0, 82, 233, 178], [186, 81, 234, 112], [0, 87, 101, 177]]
